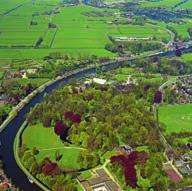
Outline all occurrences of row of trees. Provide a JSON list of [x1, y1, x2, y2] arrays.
[[30, 55, 110, 79], [105, 41, 163, 55], [0, 105, 11, 125], [135, 57, 192, 76]]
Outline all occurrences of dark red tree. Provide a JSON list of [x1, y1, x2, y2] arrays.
[[111, 151, 148, 188], [42, 161, 60, 176], [175, 49, 182, 57], [144, 84, 152, 92], [154, 91, 162, 104], [64, 112, 81, 124], [54, 120, 68, 136], [65, 111, 74, 120], [71, 113, 81, 123]]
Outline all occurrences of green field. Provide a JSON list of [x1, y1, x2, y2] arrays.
[[22, 123, 81, 168], [180, 53, 192, 62], [168, 19, 192, 39], [159, 104, 192, 134], [0, 0, 170, 59]]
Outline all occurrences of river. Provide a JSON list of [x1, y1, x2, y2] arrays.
[[0, 47, 192, 191]]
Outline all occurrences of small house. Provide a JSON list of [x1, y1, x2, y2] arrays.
[[182, 153, 192, 161], [174, 160, 185, 168]]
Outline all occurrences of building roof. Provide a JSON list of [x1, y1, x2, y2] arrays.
[[79, 168, 120, 191], [174, 160, 185, 167], [93, 78, 107, 85]]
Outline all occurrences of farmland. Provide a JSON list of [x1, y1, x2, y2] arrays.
[[0, 0, 171, 59]]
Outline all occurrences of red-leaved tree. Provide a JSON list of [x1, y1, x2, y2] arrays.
[[111, 151, 148, 188]]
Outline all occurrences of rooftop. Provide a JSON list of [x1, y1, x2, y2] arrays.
[[78, 169, 120, 191]]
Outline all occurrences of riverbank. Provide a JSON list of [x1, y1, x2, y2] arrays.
[[14, 121, 51, 191]]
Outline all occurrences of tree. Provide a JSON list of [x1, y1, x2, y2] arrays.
[[55, 151, 63, 162], [35, 37, 43, 48], [78, 150, 100, 169], [42, 113, 53, 127], [54, 120, 68, 136], [0, 160, 3, 168], [32, 147, 39, 155], [175, 49, 182, 57], [154, 91, 162, 104]]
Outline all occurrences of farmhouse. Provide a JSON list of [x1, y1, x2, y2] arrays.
[[179, 165, 192, 175], [182, 153, 192, 161], [26, 69, 38, 74], [174, 160, 186, 168], [114, 145, 133, 153], [0, 94, 10, 105], [113, 37, 152, 42], [77, 169, 120, 191]]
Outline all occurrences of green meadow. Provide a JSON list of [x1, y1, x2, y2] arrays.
[[159, 104, 192, 134], [22, 123, 81, 168]]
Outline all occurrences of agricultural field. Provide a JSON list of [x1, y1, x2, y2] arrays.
[[168, 19, 192, 40], [0, 0, 25, 15], [0, 0, 171, 59], [177, 0, 192, 9], [159, 104, 192, 134]]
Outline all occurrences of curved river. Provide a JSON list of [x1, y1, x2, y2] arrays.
[[0, 47, 192, 191]]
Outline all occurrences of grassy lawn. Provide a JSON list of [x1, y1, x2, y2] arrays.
[[81, 170, 92, 179], [14, 78, 50, 86], [0, 71, 5, 79], [159, 104, 192, 134], [113, 74, 128, 81], [180, 53, 192, 62], [22, 123, 82, 168], [138, 76, 163, 84]]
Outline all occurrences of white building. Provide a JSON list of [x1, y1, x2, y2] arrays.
[[93, 78, 107, 85]]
